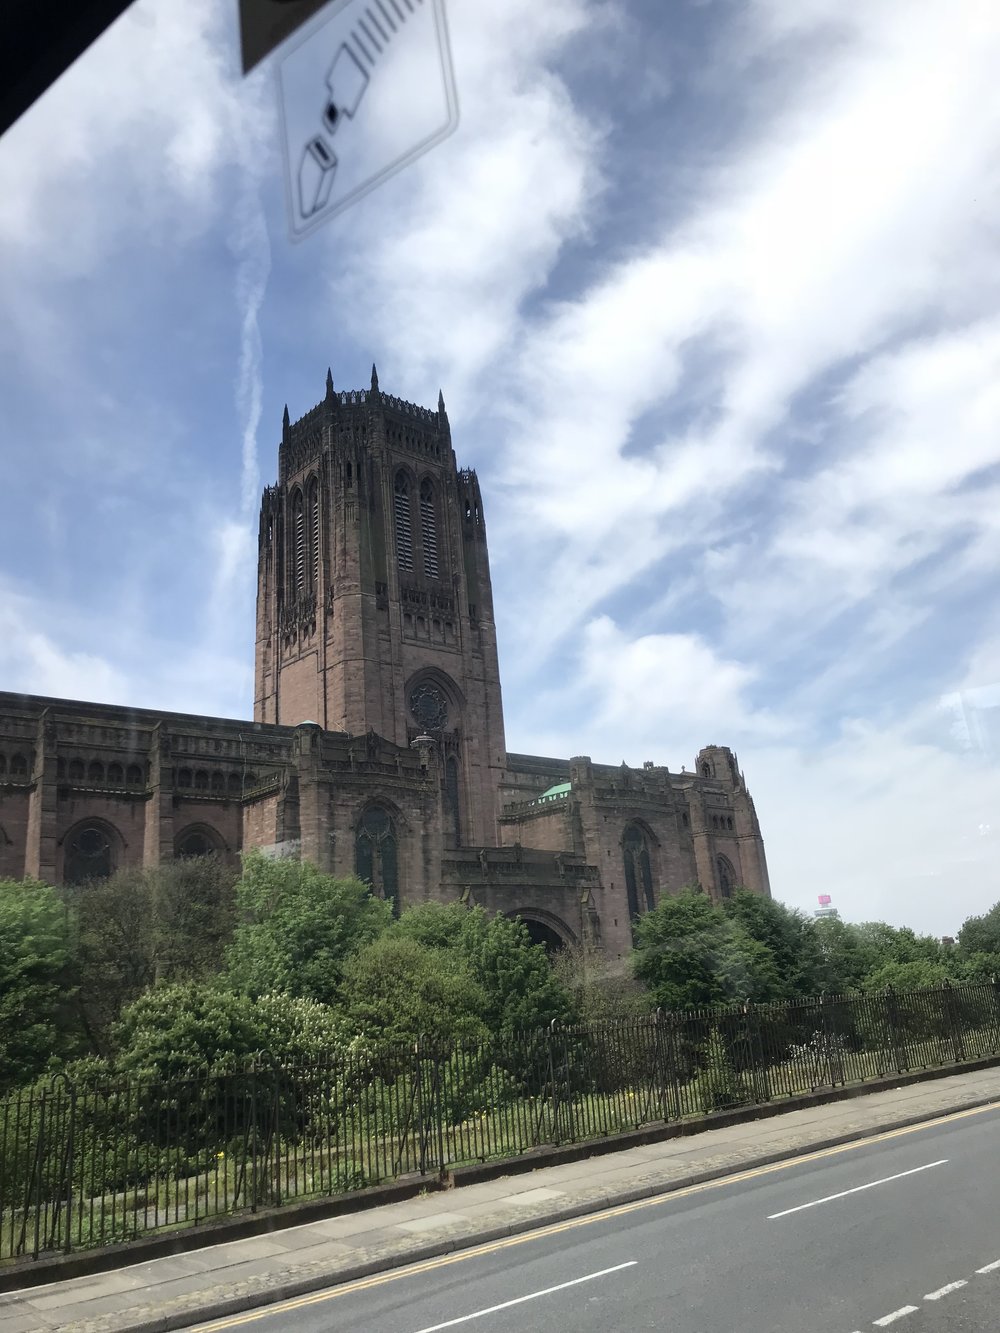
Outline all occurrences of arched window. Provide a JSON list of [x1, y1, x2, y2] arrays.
[[727, 816, 733, 831], [88, 761, 104, 784], [68, 759, 85, 782], [211, 771, 225, 793], [65, 824, 115, 885], [623, 825, 655, 920], [126, 764, 143, 787], [445, 755, 461, 843], [291, 489, 306, 594], [11, 754, 28, 778], [176, 827, 219, 858], [0, 754, 7, 776], [420, 478, 439, 578], [701, 763, 711, 778], [177, 768, 192, 788], [355, 806, 399, 914], [393, 472, 414, 572], [227, 772, 241, 796], [308, 477, 320, 591], [717, 854, 737, 899], [194, 770, 209, 791], [107, 763, 124, 786]]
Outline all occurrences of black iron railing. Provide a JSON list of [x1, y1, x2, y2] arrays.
[[3, 980, 1000, 1264]]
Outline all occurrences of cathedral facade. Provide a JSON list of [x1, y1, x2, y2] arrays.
[[0, 370, 770, 960]]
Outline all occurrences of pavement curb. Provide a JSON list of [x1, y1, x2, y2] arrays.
[[42, 1087, 1000, 1333]]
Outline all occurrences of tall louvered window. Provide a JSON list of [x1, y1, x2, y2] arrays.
[[420, 477, 439, 578], [445, 755, 461, 843], [394, 472, 413, 572], [292, 490, 306, 593], [308, 478, 320, 591]]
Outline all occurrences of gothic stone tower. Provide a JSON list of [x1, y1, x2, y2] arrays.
[[254, 367, 506, 847]]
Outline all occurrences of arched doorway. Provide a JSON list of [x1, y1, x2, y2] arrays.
[[510, 911, 575, 957]]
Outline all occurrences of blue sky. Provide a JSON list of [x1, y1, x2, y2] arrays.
[[2, 0, 1000, 935]]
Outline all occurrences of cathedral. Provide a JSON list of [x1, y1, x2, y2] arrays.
[[0, 369, 770, 959]]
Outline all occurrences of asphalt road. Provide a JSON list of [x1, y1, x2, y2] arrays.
[[186, 1104, 1000, 1333]]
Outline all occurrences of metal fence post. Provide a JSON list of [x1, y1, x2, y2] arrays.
[[434, 1044, 447, 1181], [63, 1078, 76, 1255], [941, 979, 961, 1064], [547, 1019, 560, 1144], [654, 1009, 671, 1122], [885, 986, 906, 1073], [413, 1037, 427, 1177]]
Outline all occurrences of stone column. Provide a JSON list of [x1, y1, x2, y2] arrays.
[[24, 709, 58, 883], [143, 722, 174, 867]]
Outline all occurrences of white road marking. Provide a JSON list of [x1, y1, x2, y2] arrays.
[[767, 1159, 948, 1219], [407, 1261, 638, 1332], [873, 1307, 918, 1326], [924, 1279, 967, 1300], [976, 1258, 1000, 1274]]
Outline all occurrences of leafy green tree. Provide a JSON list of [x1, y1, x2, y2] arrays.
[[225, 852, 391, 1006], [862, 959, 951, 992], [113, 981, 349, 1080], [721, 891, 831, 999], [0, 878, 77, 1091], [72, 856, 237, 1045], [632, 888, 782, 1010], [957, 902, 1000, 960], [956, 951, 1000, 983], [386, 903, 575, 1035], [340, 934, 489, 1045], [813, 917, 947, 993], [388, 901, 470, 952], [462, 910, 576, 1035], [854, 921, 944, 968], [812, 915, 873, 991]]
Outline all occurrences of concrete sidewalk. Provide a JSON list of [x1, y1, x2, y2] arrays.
[[3, 1064, 1000, 1333]]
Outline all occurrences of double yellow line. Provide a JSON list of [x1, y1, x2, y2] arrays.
[[194, 1101, 996, 1330]]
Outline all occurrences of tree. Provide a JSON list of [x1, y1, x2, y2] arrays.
[[387, 903, 576, 1035], [812, 917, 948, 993], [113, 981, 349, 1080], [632, 888, 782, 1010], [862, 959, 951, 992], [73, 856, 237, 1045], [721, 891, 831, 999], [459, 910, 575, 1035], [0, 878, 77, 1091], [340, 934, 489, 1046], [957, 901, 1000, 961], [225, 852, 392, 1006]]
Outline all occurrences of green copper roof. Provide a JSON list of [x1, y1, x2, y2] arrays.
[[538, 782, 571, 800]]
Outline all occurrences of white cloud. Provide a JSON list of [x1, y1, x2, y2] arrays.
[[318, 0, 604, 405], [488, 0, 1000, 661], [0, 583, 131, 704], [751, 721, 1000, 937]]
